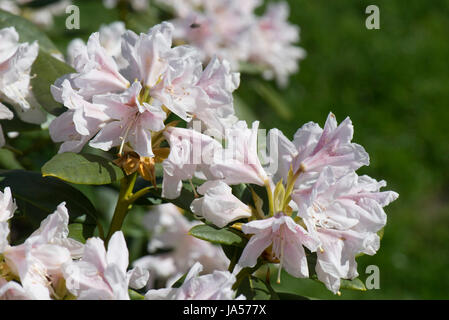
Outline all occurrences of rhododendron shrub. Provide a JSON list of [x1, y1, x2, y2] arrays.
[[0, 3, 398, 300]]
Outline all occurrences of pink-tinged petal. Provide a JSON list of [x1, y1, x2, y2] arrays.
[[237, 231, 272, 268], [89, 120, 124, 152], [128, 122, 154, 157], [81, 237, 108, 274], [191, 180, 251, 228], [106, 231, 129, 274], [0, 279, 30, 300], [161, 169, 184, 199], [211, 121, 268, 186], [127, 266, 149, 290], [139, 103, 166, 132], [282, 237, 309, 278], [241, 217, 277, 234], [74, 32, 129, 98]]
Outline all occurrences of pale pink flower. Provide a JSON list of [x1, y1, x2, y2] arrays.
[[3, 203, 84, 300], [0, 27, 45, 128], [291, 167, 398, 293], [51, 22, 240, 157], [0, 278, 30, 300], [191, 180, 252, 228], [145, 262, 243, 300], [49, 80, 110, 153], [133, 204, 229, 288], [171, 0, 255, 68], [89, 81, 166, 157], [67, 22, 127, 69], [238, 212, 320, 281], [212, 121, 269, 186], [62, 231, 148, 300], [270, 112, 369, 190], [162, 126, 222, 199], [248, 2, 306, 87]]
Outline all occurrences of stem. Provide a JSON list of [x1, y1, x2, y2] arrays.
[[128, 186, 152, 203], [105, 172, 138, 246]]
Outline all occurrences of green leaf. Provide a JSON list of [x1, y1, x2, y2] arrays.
[[0, 9, 59, 54], [276, 292, 310, 300], [128, 289, 145, 300], [0, 149, 24, 170], [30, 50, 75, 116], [0, 170, 97, 242], [237, 276, 273, 300], [42, 152, 124, 185], [68, 223, 87, 243], [251, 80, 292, 120], [171, 273, 187, 289], [189, 224, 247, 247], [340, 278, 367, 291]]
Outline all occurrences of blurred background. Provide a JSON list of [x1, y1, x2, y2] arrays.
[[2, 0, 448, 299]]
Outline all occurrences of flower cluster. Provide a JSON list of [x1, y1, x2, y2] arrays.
[[161, 0, 305, 86], [158, 112, 398, 294], [52, 22, 239, 160], [0, 188, 242, 300], [0, 15, 398, 300]]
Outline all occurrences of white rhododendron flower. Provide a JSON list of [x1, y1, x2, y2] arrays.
[[291, 167, 398, 293], [62, 231, 148, 300], [191, 180, 252, 228], [67, 22, 127, 69], [133, 204, 229, 288], [145, 262, 243, 300], [2, 202, 84, 300], [0, 27, 45, 137], [247, 2, 306, 87], [269, 112, 370, 191], [165, 0, 304, 86], [50, 22, 239, 156], [237, 212, 320, 282]]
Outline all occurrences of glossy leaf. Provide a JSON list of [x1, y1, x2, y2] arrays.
[[42, 152, 124, 185], [30, 50, 74, 116], [0, 170, 97, 242], [189, 224, 247, 247]]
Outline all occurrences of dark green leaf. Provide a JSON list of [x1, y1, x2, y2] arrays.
[[30, 50, 74, 116], [42, 152, 124, 185], [189, 224, 247, 247], [0, 149, 24, 170], [68, 223, 87, 243], [0, 170, 97, 242]]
